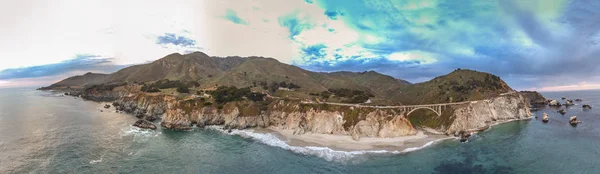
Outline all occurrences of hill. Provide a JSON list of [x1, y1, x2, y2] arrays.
[[42, 52, 410, 102], [40, 72, 109, 90], [42, 52, 516, 105], [106, 52, 246, 83], [394, 69, 513, 105]]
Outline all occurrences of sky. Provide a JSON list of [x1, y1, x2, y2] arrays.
[[0, 0, 599, 91]]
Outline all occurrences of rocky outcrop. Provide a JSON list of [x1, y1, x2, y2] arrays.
[[542, 113, 549, 123], [519, 91, 547, 106], [569, 116, 580, 126], [459, 130, 471, 142], [583, 105, 592, 109], [549, 100, 561, 107], [558, 109, 567, 115], [445, 93, 531, 135], [113, 94, 417, 139], [113, 94, 168, 122], [113, 92, 530, 140], [564, 100, 574, 106], [133, 119, 157, 130]]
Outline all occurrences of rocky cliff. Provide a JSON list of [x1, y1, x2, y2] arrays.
[[444, 93, 531, 135], [519, 91, 548, 106], [112, 92, 531, 139], [113, 94, 417, 140]]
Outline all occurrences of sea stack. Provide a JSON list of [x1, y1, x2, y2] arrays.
[[133, 119, 157, 130], [542, 113, 549, 123], [564, 100, 574, 106], [569, 116, 580, 126], [459, 130, 471, 143]]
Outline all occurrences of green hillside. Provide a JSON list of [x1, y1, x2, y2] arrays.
[[43, 52, 515, 105], [394, 69, 512, 105], [40, 72, 109, 89]]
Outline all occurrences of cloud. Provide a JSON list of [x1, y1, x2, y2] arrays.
[[528, 82, 600, 92], [278, 12, 316, 40], [156, 33, 197, 47], [2, 0, 599, 91], [324, 10, 343, 20], [283, 0, 600, 90], [301, 44, 328, 61], [223, 9, 249, 25], [296, 55, 445, 83], [0, 54, 125, 80]]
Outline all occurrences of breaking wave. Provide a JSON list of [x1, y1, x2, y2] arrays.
[[206, 126, 452, 162]]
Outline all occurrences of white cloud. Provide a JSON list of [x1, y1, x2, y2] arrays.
[[388, 50, 438, 64]]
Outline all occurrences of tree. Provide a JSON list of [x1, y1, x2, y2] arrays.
[[177, 86, 190, 93]]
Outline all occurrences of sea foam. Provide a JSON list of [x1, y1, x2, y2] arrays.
[[206, 126, 451, 162], [120, 126, 161, 139]]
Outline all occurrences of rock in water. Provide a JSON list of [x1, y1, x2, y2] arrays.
[[575, 99, 583, 102], [459, 130, 471, 143], [558, 109, 567, 115], [569, 116, 580, 126], [583, 105, 592, 110], [133, 120, 157, 130], [542, 113, 549, 123], [549, 100, 561, 107], [564, 100, 574, 106]]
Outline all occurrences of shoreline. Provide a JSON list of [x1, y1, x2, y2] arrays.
[[254, 127, 453, 152], [248, 117, 532, 153]]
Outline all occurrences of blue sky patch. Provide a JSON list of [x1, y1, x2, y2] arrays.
[[224, 9, 249, 25], [0, 55, 125, 80], [156, 33, 197, 47]]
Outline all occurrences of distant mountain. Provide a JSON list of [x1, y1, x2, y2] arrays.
[[40, 72, 109, 90], [394, 69, 513, 105], [43, 52, 517, 105], [43, 52, 410, 100], [106, 52, 246, 83]]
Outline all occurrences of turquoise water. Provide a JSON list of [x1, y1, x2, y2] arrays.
[[1, 88, 599, 173]]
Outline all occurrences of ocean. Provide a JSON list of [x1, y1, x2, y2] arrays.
[[1, 88, 599, 173]]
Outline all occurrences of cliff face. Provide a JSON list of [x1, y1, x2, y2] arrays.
[[113, 92, 531, 139], [113, 94, 417, 140], [445, 93, 531, 135]]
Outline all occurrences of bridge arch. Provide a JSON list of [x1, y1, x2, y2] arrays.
[[406, 107, 441, 117]]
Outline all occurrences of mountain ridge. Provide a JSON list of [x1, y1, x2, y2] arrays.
[[43, 52, 513, 105]]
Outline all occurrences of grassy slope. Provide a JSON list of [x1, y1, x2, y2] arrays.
[[394, 69, 512, 105], [46, 52, 514, 107], [46, 72, 109, 88]]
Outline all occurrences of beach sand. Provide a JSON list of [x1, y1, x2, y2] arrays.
[[254, 128, 452, 152]]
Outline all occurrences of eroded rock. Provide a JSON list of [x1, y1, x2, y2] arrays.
[[133, 119, 157, 130], [569, 116, 580, 126]]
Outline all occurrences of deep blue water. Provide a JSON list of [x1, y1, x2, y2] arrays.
[[1, 88, 599, 173]]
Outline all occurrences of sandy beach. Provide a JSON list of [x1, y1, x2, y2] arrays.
[[255, 127, 452, 152]]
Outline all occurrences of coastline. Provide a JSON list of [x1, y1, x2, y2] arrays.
[[246, 116, 532, 153], [469, 117, 533, 133], [255, 127, 452, 152]]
